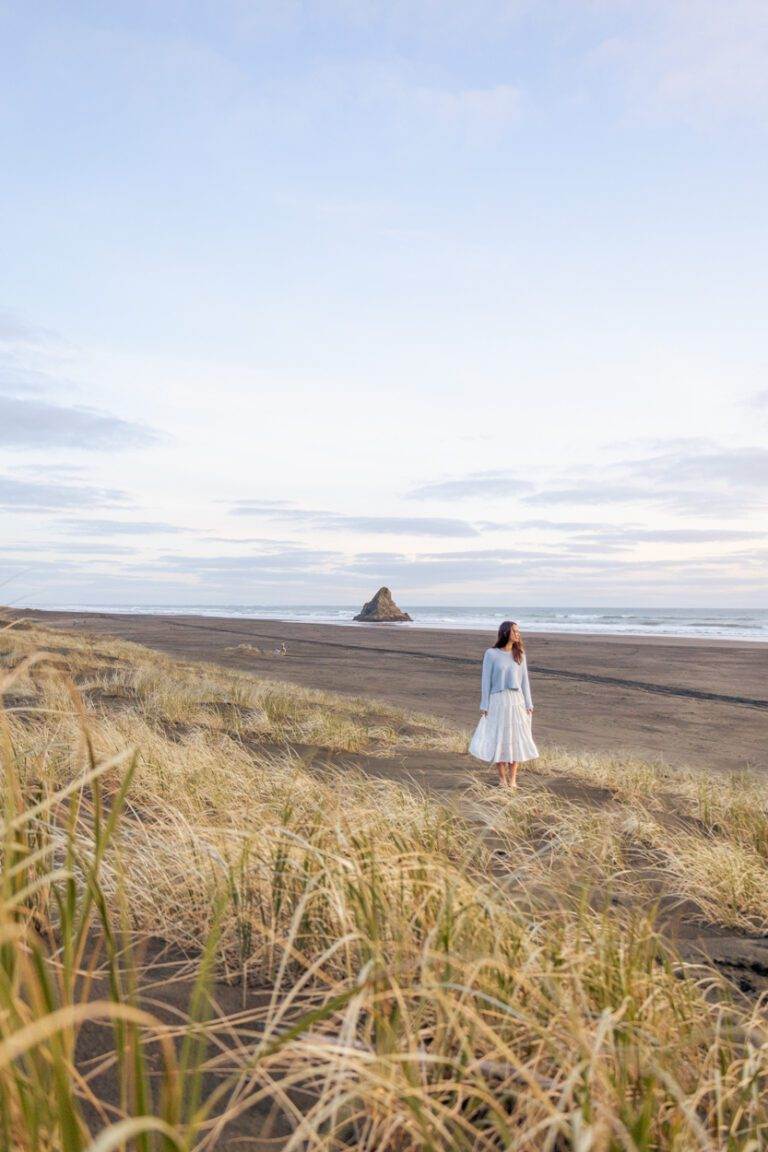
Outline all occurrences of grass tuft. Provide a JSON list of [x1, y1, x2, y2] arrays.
[[0, 617, 767, 1149]]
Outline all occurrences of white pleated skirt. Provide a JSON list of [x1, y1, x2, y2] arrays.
[[469, 689, 539, 764]]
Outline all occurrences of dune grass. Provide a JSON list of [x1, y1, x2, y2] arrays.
[[481, 747, 768, 933], [2, 619, 465, 758], [1, 617, 768, 1150]]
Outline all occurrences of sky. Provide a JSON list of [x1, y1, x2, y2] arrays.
[[1, 0, 767, 608]]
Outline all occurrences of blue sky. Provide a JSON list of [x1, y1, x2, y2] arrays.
[[1, 1, 767, 607]]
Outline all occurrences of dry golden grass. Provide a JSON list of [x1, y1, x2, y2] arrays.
[[1, 617, 768, 1151], [468, 745, 768, 935], [4, 619, 466, 757]]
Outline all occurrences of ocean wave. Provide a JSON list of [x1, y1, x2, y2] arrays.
[[48, 604, 768, 642]]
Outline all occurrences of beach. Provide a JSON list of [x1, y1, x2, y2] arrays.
[[5, 609, 768, 1147], [17, 607, 768, 775]]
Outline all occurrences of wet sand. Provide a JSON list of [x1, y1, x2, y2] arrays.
[[13, 608, 768, 775]]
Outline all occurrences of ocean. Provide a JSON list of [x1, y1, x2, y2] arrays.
[[53, 605, 768, 642]]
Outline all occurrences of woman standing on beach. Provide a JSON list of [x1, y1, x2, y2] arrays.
[[469, 621, 538, 788]]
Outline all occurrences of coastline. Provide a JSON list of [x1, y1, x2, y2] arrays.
[[38, 603, 768, 644], [9, 606, 767, 775]]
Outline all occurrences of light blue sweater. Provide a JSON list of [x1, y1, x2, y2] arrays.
[[480, 648, 533, 711]]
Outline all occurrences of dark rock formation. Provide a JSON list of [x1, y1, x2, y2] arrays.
[[354, 587, 412, 623]]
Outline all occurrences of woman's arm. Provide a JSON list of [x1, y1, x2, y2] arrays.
[[480, 650, 492, 712], [520, 656, 533, 710]]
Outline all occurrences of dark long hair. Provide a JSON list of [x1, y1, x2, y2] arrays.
[[494, 620, 524, 664]]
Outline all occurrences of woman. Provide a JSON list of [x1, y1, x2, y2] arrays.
[[469, 620, 538, 788]]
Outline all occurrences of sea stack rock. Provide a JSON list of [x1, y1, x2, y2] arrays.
[[354, 587, 412, 623]]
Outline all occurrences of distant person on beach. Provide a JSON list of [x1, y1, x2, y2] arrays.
[[469, 620, 539, 788]]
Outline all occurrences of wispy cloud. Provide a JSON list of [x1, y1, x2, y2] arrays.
[[0, 395, 160, 450], [312, 59, 523, 138], [61, 518, 188, 535], [407, 471, 534, 501], [342, 545, 768, 593], [475, 518, 617, 533], [225, 499, 294, 510], [243, 0, 768, 126], [153, 545, 345, 587], [0, 476, 129, 511], [229, 501, 480, 537], [410, 82, 521, 129], [5, 534, 766, 604], [0, 308, 77, 398], [6, 541, 134, 555], [523, 484, 651, 508], [340, 516, 478, 537], [13, 463, 91, 479], [589, 0, 768, 121], [411, 441, 768, 518], [1, 309, 161, 450], [627, 445, 768, 488], [745, 389, 768, 411], [0, 309, 63, 349], [577, 526, 765, 546]]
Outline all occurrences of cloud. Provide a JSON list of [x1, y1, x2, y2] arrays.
[[619, 444, 768, 514], [61, 518, 188, 535], [523, 484, 651, 508], [523, 489, 755, 519], [0, 309, 77, 397], [0, 476, 129, 511], [5, 533, 766, 604], [0, 395, 160, 450], [0, 364, 58, 396], [6, 541, 134, 555], [203, 535, 305, 546], [226, 499, 294, 510], [627, 445, 768, 488], [229, 501, 479, 536], [343, 543, 768, 593], [421, 442, 768, 517], [63, 542, 135, 554], [309, 55, 523, 139], [746, 389, 768, 411], [560, 540, 629, 554], [228, 502, 327, 521], [260, 1, 768, 127], [407, 472, 534, 501], [476, 519, 603, 532], [578, 526, 765, 545], [524, 483, 762, 518], [589, 0, 768, 120], [151, 545, 348, 587], [0, 309, 63, 349], [12, 463, 90, 479], [459, 523, 765, 552], [159, 549, 337, 571], [340, 516, 477, 537], [0, 308, 161, 451], [145, 542, 571, 594], [239, 1, 531, 39], [349, 547, 622, 581], [411, 82, 521, 129]]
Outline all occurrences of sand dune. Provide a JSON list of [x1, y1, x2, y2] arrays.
[[17, 607, 768, 774]]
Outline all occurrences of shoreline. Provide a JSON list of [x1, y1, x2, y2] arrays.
[[17, 609, 768, 649], [15, 606, 768, 653], [8, 606, 767, 775], [27, 605, 768, 646]]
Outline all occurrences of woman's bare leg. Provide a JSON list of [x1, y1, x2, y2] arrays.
[[508, 761, 519, 788], [495, 762, 507, 786]]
